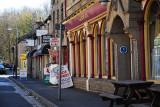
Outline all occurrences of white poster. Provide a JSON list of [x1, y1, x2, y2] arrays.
[[20, 69, 27, 78], [49, 64, 58, 84], [54, 65, 73, 88], [26, 39, 34, 46], [44, 67, 50, 75], [36, 30, 48, 36]]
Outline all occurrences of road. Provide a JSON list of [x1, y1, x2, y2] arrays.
[[0, 68, 43, 107]]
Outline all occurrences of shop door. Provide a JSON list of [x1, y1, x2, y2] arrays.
[[130, 39, 138, 80]]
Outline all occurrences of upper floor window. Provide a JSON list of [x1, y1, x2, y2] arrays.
[[52, 0, 55, 5], [57, 9, 59, 22], [61, 4, 64, 20], [57, 0, 60, 4]]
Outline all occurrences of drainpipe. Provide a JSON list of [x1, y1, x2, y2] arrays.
[[65, 0, 69, 70]]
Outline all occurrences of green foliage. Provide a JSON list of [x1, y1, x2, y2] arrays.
[[0, 5, 49, 62]]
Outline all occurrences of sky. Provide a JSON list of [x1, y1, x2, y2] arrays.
[[0, 0, 50, 12]]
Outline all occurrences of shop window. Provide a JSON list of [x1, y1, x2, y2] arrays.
[[148, 1, 160, 80], [150, 17, 160, 80], [57, 9, 59, 23], [104, 36, 108, 76], [101, 21, 107, 78], [112, 43, 116, 77], [80, 31, 84, 77], [75, 32, 79, 76], [52, 0, 55, 5], [93, 24, 99, 77]]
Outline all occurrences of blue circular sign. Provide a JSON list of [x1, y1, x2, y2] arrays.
[[120, 46, 127, 54]]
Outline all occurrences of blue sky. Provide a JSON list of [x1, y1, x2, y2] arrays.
[[0, 0, 50, 12]]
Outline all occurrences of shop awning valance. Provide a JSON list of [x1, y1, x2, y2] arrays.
[[33, 51, 41, 58], [37, 44, 50, 56], [26, 49, 37, 58]]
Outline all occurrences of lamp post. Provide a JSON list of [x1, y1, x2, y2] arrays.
[[8, 28, 18, 78], [99, 0, 110, 6]]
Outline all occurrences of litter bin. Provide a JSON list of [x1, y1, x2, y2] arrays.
[[17, 68, 20, 75], [44, 67, 50, 84]]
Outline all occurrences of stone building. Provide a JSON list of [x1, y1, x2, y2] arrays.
[[64, 0, 146, 93], [140, 0, 160, 84], [17, 41, 28, 70], [51, 0, 69, 66]]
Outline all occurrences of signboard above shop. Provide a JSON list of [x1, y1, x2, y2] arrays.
[[42, 35, 51, 43], [26, 39, 34, 46], [50, 38, 60, 46], [64, 3, 107, 31], [36, 30, 48, 36]]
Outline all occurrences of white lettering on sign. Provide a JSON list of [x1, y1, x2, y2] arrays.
[[54, 65, 73, 88], [20, 69, 27, 78], [42, 35, 51, 43], [50, 38, 60, 46]]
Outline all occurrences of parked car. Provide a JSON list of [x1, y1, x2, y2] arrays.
[[0, 64, 5, 74], [3, 63, 10, 68], [9, 64, 13, 70]]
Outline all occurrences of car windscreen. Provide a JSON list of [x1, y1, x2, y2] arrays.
[[0, 65, 4, 68]]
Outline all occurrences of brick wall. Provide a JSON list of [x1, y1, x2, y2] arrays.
[[89, 78, 115, 94], [72, 77, 87, 90], [72, 77, 115, 94]]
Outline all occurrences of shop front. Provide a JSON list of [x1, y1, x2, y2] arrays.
[[142, 0, 160, 83], [65, 1, 111, 92], [65, 0, 143, 93]]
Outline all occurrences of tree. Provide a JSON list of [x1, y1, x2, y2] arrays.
[[0, 3, 50, 63]]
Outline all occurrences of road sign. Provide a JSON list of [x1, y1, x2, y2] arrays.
[[120, 46, 127, 54], [50, 38, 60, 46]]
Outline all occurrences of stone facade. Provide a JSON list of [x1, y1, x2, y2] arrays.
[[65, 0, 145, 94], [18, 41, 28, 69]]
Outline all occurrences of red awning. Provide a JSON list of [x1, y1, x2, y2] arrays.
[[33, 52, 41, 58]]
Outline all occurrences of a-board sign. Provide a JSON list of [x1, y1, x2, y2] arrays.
[[54, 65, 73, 88], [20, 69, 27, 78]]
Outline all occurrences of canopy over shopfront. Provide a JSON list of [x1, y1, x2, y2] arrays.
[[26, 49, 37, 58], [37, 44, 50, 56]]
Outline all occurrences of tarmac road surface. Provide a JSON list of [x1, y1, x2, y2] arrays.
[[0, 68, 43, 107]]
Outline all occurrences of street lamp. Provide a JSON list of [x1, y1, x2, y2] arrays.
[[99, 0, 110, 6], [8, 28, 18, 78]]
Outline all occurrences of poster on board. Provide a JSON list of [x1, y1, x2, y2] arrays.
[[20, 69, 27, 80], [49, 64, 58, 84], [54, 65, 73, 88]]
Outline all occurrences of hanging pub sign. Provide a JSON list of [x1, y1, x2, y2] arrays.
[[42, 35, 51, 43], [48, 49, 58, 57], [50, 38, 60, 46]]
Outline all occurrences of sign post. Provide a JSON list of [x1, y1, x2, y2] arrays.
[[20, 69, 27, 80], [58, 23, 62, 100]]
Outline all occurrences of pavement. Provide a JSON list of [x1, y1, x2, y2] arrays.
[[8, 76, 123, 107]]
